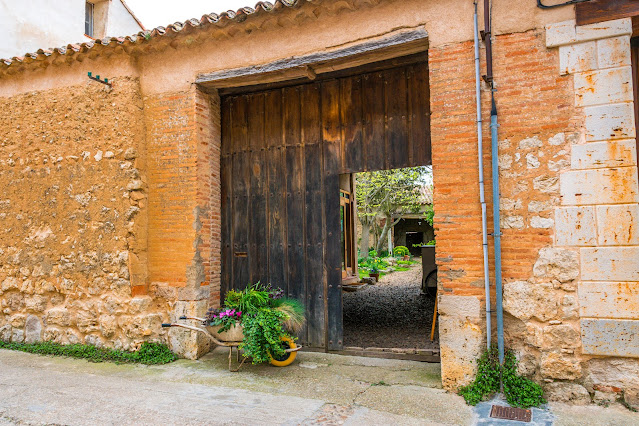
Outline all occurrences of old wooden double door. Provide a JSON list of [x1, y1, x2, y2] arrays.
[[220, 57, 431, 350]]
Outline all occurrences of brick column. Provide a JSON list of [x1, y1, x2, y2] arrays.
[[429, 42, 486, 390], [144, 87, 221, 359]]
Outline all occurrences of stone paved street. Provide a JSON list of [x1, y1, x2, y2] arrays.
[[0, 349, 637, 425]]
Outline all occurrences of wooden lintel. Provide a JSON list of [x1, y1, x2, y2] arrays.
[[196, 28, 428, 89], [576, 0, 639, 26]]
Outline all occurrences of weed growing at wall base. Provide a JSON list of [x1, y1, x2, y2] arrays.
[[459, 345, 545, 409], [0, 341, 178, 365]]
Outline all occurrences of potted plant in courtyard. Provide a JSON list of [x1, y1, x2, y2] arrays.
[[368, 262, 380, 281], [205, 282, 305, 365]]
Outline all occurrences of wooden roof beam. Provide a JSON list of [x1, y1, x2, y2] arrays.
[[196, 27, 428, 90]]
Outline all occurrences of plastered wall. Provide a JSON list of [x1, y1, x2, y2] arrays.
[[0, 77, 173, 350]]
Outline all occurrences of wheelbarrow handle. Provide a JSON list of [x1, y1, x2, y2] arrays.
[[178, 315, 206, 322], [161, 323, 172, 328]]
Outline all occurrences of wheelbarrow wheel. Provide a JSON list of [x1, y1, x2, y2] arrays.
[[422, 270, 438, 298], [269, 336, 297, 367]]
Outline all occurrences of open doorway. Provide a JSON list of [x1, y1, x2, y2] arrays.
[[341, 166, 438, 360]]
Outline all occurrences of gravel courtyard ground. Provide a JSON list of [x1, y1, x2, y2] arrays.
[[343, 263, 439, 350]]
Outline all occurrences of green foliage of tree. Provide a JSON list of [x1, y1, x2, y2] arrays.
[[356, 166, 430, 253]]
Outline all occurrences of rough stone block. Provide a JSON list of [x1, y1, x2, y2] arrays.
[[0, 324, 11, 341], [45, 307, 71, 326], [624, 388, 639, 411], [530, 216, 554, 229], [541, 352, 582, 380], [583, 103, 635, 142], [559, 42, 597, 75], [554, 206, 596, 246], [571, 139, 637, 169], [533, 248, 579, 283], [439, 316, 484, 391], [581, 247, 639, 281], [579, 282, 639, 319], [593, 390, 619, 405], [544, 382, 591, 405], [437, 295, 481, 319], [597, 36, 631, 68], [503, 281, 558, 322], [596, 204, 639, 245], [587, 358, 639, 390], [581, 318, 639, 357], [542, 324, 581, 349], [169, 300, 211, 359], [560, 168, 639, 205], [24, 315, 42, 344], [574, 67, 633, 107]]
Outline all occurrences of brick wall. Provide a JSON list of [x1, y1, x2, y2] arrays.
[[144, 87, 221, 358], [431, 29, 581, 389]]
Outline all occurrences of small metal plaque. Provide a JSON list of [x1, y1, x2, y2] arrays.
[[490, 405, 532, 422]]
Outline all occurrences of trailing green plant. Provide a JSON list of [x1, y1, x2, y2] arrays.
[[240, 308, 290, 364], [216, 282, 305, 365], [224, 282, 270, 313], [501, 350, 545, 408], [459, 345, 545, 409], [393, 246, 409, 257], [0, 340, 177, 365]]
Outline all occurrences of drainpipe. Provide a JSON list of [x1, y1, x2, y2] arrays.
[[473, 1, 491, 348], [483, 0, 505, 364]]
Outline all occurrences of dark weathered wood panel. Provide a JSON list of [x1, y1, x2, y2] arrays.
[[247, 93, 268, 285], [362, 72, 386, 172], [385, 68, 409, 170], [220, 60, 430, 349], [341, 76, 364, 172], [576, 0, 639, 26], [231, 96, 250, 290], [409, 62, 432, 167], [304, 142, 325, 347]]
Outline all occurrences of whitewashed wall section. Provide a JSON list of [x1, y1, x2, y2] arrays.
[[546, 18, 639, 357]]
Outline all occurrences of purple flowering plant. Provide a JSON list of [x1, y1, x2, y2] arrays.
[[205, 308, 242, 333]]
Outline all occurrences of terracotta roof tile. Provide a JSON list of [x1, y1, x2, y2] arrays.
[[0, 0, 312, 71]]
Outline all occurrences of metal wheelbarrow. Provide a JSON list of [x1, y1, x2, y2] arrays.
[[161, 316, 301, 371]]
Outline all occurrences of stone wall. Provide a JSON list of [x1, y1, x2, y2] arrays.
[[538, 18, 639, 406], [0, 78, 170, 350]]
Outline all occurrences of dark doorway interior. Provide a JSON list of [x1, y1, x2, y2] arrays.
[[405, 232, 424, 256]]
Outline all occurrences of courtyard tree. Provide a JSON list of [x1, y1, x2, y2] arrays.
[[355, 166, 430, 254]]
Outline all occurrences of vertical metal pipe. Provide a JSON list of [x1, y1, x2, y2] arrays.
[[491, 99, 504, 364], [484, 0, 504, 365], [474, 1, 491, 348]]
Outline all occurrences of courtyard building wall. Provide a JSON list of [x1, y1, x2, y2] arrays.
[[0, 0, 637, 403]]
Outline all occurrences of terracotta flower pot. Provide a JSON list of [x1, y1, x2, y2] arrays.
[[369, 272, 380, 281], [403, 255, 410, 261], [208, 323, 244, 342]]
